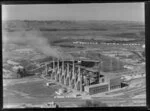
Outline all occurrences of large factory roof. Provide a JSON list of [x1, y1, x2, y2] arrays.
[[100, 71, 123, 80], [78, 65, 99, 73]]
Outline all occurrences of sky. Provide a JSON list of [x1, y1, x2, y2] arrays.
[[2, 3, 144, 22]]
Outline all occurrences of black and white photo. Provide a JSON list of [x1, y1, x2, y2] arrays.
[[2, 3, 145, 108]]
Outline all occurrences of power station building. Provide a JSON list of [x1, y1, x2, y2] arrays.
[[32, 57, 125, 95]]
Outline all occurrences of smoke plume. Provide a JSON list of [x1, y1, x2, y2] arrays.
[[3, 30, 62, 58]]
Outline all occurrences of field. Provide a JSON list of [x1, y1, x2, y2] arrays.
[[2, 20, 145, 107], [3, 20, 144, 42]]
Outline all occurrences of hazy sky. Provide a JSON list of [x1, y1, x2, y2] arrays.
[[2, 3, 144, 22]]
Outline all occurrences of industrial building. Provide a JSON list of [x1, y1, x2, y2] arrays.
[[31, 57, 126, 95]]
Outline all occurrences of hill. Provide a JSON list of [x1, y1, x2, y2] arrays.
[[3, 20, 145, 43]]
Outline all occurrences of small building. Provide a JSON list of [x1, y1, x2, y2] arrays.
[[110, 77, 123, 90], [12, 65, 26, 78], [84, 82, 109, 95], [142, 44, 145, 48], [123, 65, 134, 70]]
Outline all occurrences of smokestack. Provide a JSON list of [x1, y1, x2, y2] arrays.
[[53, 58, 55, 72], [78, 65, 81, 81], [110, 58, 112, 71], [57, 59, 59, 71], [67, 62, 69, 77], [45, 63, 48, 75], [72, 60, 75, 79], [62, 60, 64, 75]]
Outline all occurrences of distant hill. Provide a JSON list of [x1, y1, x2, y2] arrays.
[[3, 20, 144, 31], [2, 20, 145, 42]]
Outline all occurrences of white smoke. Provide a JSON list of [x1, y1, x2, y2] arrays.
[[3, 30, 62, 58]]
